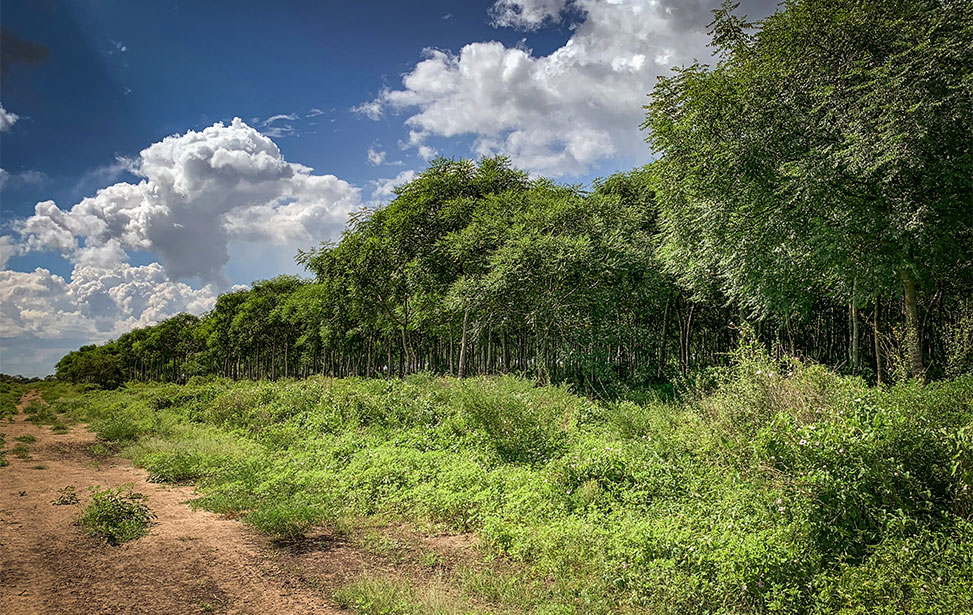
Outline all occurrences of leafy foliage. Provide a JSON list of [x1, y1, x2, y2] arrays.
[[68, 349, 973, 613], [76, 485, 156, 545]]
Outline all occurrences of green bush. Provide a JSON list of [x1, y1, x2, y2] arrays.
[[69, 351, 973, 613], [458, 376, 578, 464], [76, 485, 156, 545]]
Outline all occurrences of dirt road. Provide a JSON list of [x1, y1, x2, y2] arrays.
[[0, 391, 357, 615]]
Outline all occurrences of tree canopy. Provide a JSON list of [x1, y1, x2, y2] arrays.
[[644, 0, 973, 378], [55, 1, 973, 390]]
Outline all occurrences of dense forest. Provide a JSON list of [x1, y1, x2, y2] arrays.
[[55, 0, 972, 393]]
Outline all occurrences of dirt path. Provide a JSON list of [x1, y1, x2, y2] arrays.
[[0, 391, 355, 615]]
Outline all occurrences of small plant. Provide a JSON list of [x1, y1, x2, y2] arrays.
[[87, 442, 119, 457], [16, 434, 37, 444], [25, 401, 59, 426], [51, 424, 70, 434], [418, 550, 443, 568], [53, 486, 80, 505], [76, 485, 156, 545], [31, 464, 47, 470], [11, 445, 31, 459]]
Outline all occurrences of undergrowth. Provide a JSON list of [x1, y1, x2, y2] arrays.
[[77, 485, 156, 545], [67, 346, 973, 614]]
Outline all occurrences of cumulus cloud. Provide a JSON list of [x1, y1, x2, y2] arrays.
[[0, 263, 217, 340], [10, 118, 360, 284], [0, 119, 363, 375], [0, 104, 19, 132], [360, 0, 777, 176], [0, 263, 219, 375], [417, 145, 439, 161]]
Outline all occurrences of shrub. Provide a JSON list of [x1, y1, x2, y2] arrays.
[[243, 499, 325, 538], [457, 376, 578, 464], [76, 485, 155, 545]]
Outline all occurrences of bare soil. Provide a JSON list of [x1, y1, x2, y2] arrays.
[[0, 391, 354, 615]]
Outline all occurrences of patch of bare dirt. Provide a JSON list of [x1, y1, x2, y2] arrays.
[[0, 391, 346, 615], [1, 390, 493, 615]]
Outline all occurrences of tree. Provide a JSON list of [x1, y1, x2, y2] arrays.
[[644, 0, 973, 379]]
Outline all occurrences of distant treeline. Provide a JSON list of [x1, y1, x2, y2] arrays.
[[56, 0, 973, 392], [56, 157, 971, 392], [0, 374, 48, 384]]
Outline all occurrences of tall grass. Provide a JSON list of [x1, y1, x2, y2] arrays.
[[70, 348, 973, 614]]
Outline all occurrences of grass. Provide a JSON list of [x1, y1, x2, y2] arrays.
[[16, 434, 37, 443], [76, 485, 156, 545], [334, 577, 472, 615], [63, 345, 973, 614]]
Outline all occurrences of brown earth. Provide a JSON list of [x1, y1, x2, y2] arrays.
[[0, 391, 363, 615]]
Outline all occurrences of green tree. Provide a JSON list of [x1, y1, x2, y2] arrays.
[[644, 0, 973, 379]]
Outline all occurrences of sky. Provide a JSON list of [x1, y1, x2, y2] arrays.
[[0, 0, 780, 376]]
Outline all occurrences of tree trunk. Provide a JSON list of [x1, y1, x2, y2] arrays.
[[902, 270, 924, 380], [458, 307, 470, 379], [874, 299, 883, 386], [850, 285, 860, 375]]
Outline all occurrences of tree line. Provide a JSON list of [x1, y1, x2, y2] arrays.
[[56, 0, 972, 391]]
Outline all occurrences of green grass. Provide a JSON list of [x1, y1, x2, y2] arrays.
[[335, 577, 472, 615], [0, 382, 25, 419], [64, 348, 973, 614], [76, 485, 156, 545], [16, 434, 37, 444]]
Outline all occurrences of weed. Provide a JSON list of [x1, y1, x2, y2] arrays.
[[16, 434, 37, 444], [67, 355, 973, 614], [53, 486, 80, 505], [11, 445, 31, 459], [25, 401, 59, 426], [418, 550, 444, 568], [334, 577, 468, 615], [76, 485, 156, 545], [361, 530, 408, 562], [87, 442, 119, 457]]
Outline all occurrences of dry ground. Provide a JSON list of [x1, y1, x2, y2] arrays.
[[0, 390, 482, 615]]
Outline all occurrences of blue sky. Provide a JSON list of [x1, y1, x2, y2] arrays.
[[0, 0, 778, 375]]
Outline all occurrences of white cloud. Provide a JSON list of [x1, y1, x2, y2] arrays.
[[0, 168, 49, 190], [263, 113, 300, 125], [358, 0, 776, 176], [417, 145, 439, 161], [0, 119, 363, 375], [353, 100, 384, 121], [368, 147, 387, 165], [0, 263, 219, 375], [10, 118, 360, 284], [0, 236, 17, 270], [489, 0, 568, 30], [370, 170, 416, 201], [0, 104, 20, 132]]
